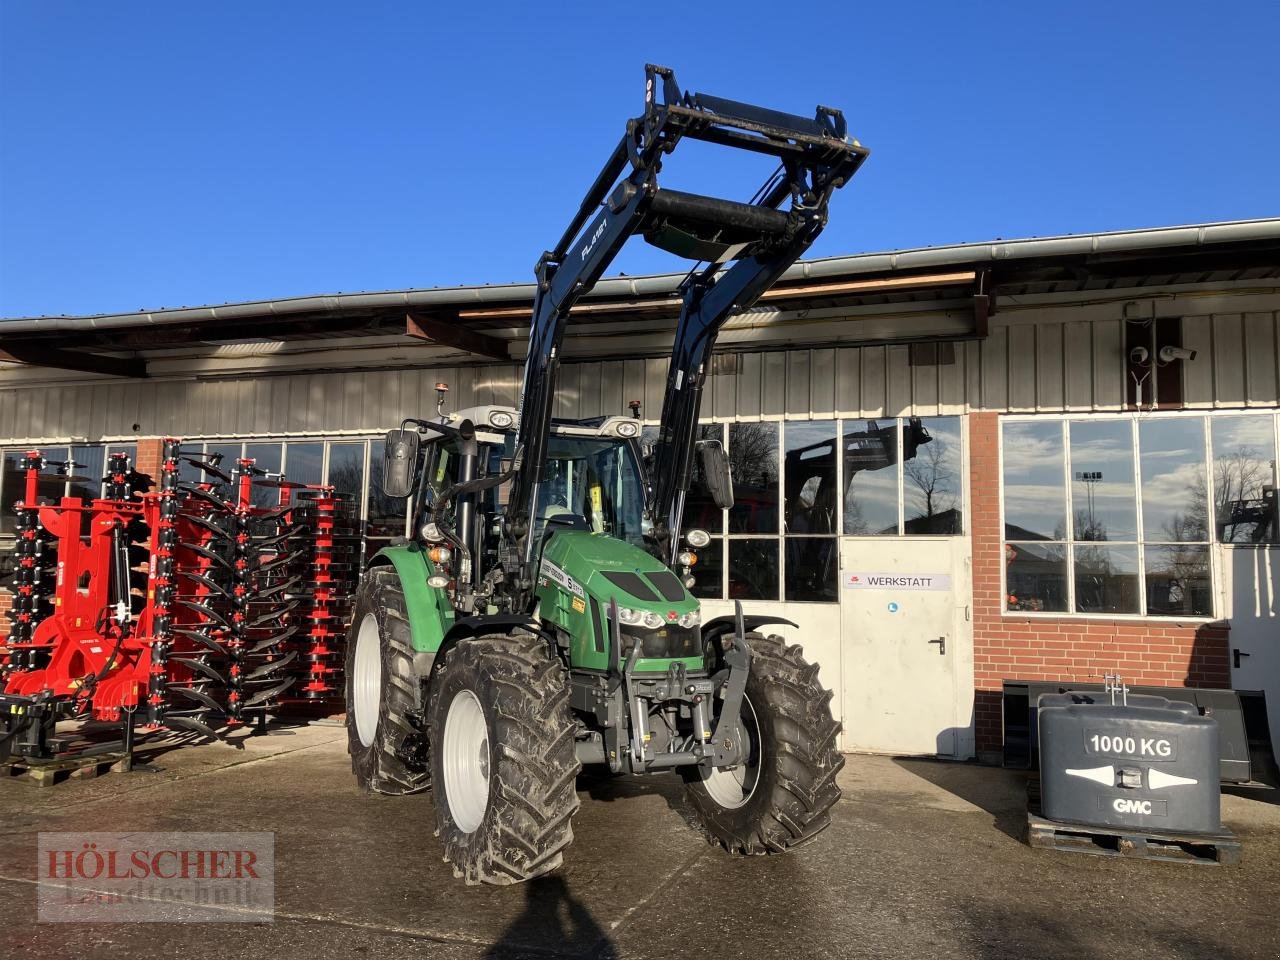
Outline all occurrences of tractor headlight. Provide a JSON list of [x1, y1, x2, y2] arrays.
[[616, 607, 643, 626], [427, 574, 449, 589], [685, 528, 711, 549], [489, 410, 515, 429], [678, 611, 700, 629], [615, 420, 640, 438], [641, 611, 664, 629], [421, 522, 444, 542]]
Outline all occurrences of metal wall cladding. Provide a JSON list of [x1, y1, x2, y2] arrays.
[[1, 308, 1278, 444], [1038, 693, 1222, 833]]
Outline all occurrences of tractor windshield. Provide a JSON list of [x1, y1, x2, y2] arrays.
[[532, 436, 647, 546]]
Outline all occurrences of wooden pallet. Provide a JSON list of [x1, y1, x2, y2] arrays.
[[1026, 810, 1240, 865], [5, 750, 133, 787]]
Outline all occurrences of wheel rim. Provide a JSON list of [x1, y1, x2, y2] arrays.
[[352, 613, 381, 748], [442, 689, 491, 833], [701, 696, 762, 810]]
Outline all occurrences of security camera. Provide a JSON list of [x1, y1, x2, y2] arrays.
[[1158, 345, 1197, 363], [1129, 346, 1150, 365]]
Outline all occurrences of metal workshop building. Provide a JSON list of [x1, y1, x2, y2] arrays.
[[3, 218, 1279, 762]]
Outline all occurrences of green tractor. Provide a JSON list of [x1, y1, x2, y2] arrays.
[[345, 65, 868, 885]]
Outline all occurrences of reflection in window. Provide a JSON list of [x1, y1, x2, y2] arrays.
[[843, 419, 898, 535], [729, 538, 778, 601], [785, 537, 838, 602], [905, 417, 962, 534], [1145, 544, 1211, 616], [1002, 421, 1066, 541], [285, 442, 324, 487], [1139, 419, 1207, 542], [1069, 420, 1136, 541], [327, 442, 366, 505], [1212, 416, 1277, 543], [686, 424, 725, 535], [1, 450, 21, 537], [1005, 542, 1068, 613], [728, 422, 778, 534], [245, 442, 283, 507], [1073, 544, 1140, 614], [784, 420, 838, 536], [689, 537, 723, 600], [70, 445, 105, 503]]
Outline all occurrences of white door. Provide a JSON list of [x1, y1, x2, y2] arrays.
[[839, 537, 973, 758], [1222, 545, 1280, 751]]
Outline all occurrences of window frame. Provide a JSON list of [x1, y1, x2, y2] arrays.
[[998, 409, 1280, 622]]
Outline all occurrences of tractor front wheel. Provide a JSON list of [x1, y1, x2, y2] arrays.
[[683, 633, 843, 854], [344, 569, 431, 795], [427, 633, 580, 885]]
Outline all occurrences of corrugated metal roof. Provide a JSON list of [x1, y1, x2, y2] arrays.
[[5, 218, 1279, 334]]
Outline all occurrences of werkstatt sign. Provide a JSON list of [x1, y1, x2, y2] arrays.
[[844, 572, 951, 591]]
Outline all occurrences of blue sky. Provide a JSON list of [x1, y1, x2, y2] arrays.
[[2, 1, 1277, 318]]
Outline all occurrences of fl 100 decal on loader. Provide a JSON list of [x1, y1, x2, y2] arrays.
[[346, 65, 868, 884]]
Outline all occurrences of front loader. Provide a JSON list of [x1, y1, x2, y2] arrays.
[[345, 65, 868, 884]]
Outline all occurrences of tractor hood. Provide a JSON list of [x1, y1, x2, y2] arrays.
[[536, 530, 701, 673]]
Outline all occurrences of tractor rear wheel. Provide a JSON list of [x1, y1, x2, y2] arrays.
[[344, 569, 430, 795], [683, 632, 843, 854], [427, 633, 580, 885]]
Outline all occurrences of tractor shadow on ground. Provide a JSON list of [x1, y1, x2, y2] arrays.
[[481, 874, 615, 960], [891, 756, 1029, 843], [577, 767, 701, 827]]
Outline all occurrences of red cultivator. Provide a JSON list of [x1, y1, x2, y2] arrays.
[[1, 441, 360, 763]]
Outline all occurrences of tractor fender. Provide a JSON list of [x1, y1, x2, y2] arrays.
[[367, 546, 452, 658], [701, 614, 798, 647]]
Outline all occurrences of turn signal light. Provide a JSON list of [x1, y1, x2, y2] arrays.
[[428, 546, 452, 564], [677, 551, 697, 566]]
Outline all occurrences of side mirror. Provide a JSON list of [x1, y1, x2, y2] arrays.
[[697, 439, 734, 510], [381, 429, 420, 498]]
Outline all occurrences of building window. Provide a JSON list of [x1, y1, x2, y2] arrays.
[[1001, 412, 1279, 619], [681, 415, 966, 604]]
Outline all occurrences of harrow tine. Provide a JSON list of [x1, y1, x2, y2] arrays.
[[176, 570, 234, 600], [254, 553, 297, 574], [254, 505, 293, 523], [249, 602, 298, 627], [171, 627, 229, 656], [179, 542, 233, 570], [178, 483, 234, 512], [181, 513, 232, 538], [163, 715, 222, 740], [168, 685, 226, 713], [245, 677, 294, 707], [254, 577, 301, 600], [246, 650, 298, 680], [169, 656, 227, 685], [249, 625, 300, 652], [174, 599, 233, 629], [179, 457, 233, 483]]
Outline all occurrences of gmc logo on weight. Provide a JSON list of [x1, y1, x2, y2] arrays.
[[1113, 798, 1152, 815]]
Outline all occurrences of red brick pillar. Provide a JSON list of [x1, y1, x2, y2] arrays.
[[968, 412, 1006, 757], [135, 438, 165, 483]]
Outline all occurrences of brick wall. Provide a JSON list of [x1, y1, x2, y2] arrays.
[[967, 411, 1231, 758], [134, 438, 165, 483]]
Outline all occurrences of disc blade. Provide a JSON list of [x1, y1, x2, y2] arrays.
[[249, 602, 298, 627], [178, 543, 232, 570], [178, 483, 234, 512]]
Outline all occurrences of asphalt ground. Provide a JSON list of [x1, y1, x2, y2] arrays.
[[2, 721, 1278, 960]]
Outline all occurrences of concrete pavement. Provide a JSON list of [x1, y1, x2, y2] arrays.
[[2, 722, 1278, 960]]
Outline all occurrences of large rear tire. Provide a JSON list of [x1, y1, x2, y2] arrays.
[[428, 633, 581, 885], [344, 569, 431, 795], [683, 633, 843, 854]]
